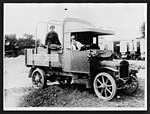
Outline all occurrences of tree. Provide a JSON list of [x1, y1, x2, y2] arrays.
[[17, 33, 41, 49], [23, 33, 34, 39], [18, 35, 34, 49], [5, 33, 41, 56], [5, 34, 17, 46]]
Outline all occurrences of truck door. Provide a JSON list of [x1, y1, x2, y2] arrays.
[[71, 50, 90, 73]]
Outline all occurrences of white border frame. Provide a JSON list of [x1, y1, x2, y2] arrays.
[[3, 3, 148, 111]]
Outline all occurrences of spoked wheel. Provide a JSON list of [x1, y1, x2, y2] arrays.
[[31, 68, 47, 89], [93, 72, 117, 101], [58, 77, 72, 86], [123, 75, 138, 94]]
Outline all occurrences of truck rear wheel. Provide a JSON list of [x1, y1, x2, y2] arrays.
[[31, 68, 47, 89], [93, 72, 117, 101]]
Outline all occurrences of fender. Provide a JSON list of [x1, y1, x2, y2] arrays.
[[86, 67, 118, 88], [90, 67, 118, 78], [100, 67, 118, 72], [28, 67, 36, 78]]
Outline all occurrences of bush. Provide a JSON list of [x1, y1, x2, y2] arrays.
[[5, 33, 41, 56]]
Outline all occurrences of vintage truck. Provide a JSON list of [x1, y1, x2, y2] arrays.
[[25, 17, 138, 101]]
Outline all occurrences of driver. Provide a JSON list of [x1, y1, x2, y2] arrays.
[[70, 35, 83, 51]]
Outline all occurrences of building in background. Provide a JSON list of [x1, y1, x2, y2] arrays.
[[97, 35, 145, 60]]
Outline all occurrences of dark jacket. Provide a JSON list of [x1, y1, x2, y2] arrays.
[[45, 31, 61, 45]]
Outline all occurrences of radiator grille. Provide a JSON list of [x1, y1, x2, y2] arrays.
[[119, 60, 129, 78]]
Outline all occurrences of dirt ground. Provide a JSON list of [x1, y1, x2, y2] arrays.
[[4, 55, 146, 109]]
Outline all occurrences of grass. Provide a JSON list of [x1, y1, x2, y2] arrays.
[[20, 78, 145, 107]]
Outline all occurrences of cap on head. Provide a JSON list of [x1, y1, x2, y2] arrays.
[[50, 25, 55, 29], [71, 35, 75, 39]]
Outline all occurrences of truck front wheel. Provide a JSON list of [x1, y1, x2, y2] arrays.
[[31, 68, 47, 89], [93, 72, 117, 101]]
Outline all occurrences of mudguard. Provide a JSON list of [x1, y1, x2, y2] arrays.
[[28, 67, 36, 78]]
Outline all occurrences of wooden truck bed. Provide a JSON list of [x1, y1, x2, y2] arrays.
[[25, 47, 62, 68]]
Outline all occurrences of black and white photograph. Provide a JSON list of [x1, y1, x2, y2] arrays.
[[3, 3, 147, 111]]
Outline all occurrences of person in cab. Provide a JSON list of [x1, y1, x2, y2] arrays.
[[70, 35, 83, 51]]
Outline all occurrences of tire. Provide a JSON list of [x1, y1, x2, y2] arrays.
[[123, 75, 138, 94], [93, 72, 117, 101], [31, 68, 47, 89]]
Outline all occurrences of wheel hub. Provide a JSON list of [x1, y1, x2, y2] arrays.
[[35, 75, 40, 81], [101, 83, 106, 88]]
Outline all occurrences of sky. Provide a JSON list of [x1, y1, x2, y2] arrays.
[[4, 3, 146, 42]]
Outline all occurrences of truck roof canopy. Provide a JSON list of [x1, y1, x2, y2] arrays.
[[66, 27, 114, 35], [63, 17, 114, 35]]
